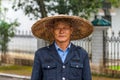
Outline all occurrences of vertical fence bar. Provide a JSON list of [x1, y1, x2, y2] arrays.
[[111, 32, 115, 75], [104, 31, 109, 71], [103, 30, 106, 68], [117, 32, 120, 71], [106, 33, 110, 70], [88, 37, 92, 61], [114, 36, 116, 71]]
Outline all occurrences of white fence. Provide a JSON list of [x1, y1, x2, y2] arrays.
[[8, 30, 37, 53]]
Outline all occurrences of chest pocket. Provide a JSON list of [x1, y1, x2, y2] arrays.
[[42, 63, 57, 80], [69, 62, 83, 79], [70, 63, 83, 69], [42, 63, 57, 69]]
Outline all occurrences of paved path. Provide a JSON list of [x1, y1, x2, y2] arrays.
[[0, 73, 30, 80], [0, 76, 23, 80]]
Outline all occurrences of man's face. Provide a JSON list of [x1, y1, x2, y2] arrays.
[[53, 22, 73, 43]]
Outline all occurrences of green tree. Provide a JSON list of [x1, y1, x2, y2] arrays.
[[0, 0, 19, 63], [12, 0, 102, 19], [107, 0, 120, 8], [0, 20, 19, 63], [12, 0, 120, 19], [0, 19, 19, 64], [0, 20, 18, 54]]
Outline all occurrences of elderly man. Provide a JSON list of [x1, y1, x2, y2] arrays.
[[31, 15, 93, 80]]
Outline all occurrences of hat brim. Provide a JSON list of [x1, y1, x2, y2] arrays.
[[31, 15, 93, 42]]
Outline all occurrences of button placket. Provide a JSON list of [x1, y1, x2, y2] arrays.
[[62, 77, 66, 80], [76, 65, 79, 68], [47, 66, 50, 68]]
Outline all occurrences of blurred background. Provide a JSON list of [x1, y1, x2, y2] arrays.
[[0, 0, 120, 80]]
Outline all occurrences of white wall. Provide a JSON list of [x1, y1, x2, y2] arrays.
[[111, 8, 120, 35], [8, 36, 37, 53]]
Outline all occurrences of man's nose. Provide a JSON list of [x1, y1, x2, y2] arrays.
[[59, 28, 65, 33]]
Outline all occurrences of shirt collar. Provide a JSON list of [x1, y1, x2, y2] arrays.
[[54, 42, 71, 51]]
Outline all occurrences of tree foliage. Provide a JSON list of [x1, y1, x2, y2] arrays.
[[45, 0, 102, 19], [0, 19, 19, 54], [107, 0, 120, 8], [12, 0, 120, 20], [0, 16, 19, 64], [0, 0, 19, 54], [12, 0, 101, 19]]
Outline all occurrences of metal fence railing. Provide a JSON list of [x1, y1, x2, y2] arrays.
[[104, 31, 120, 77], [8, 30, 37, 53]]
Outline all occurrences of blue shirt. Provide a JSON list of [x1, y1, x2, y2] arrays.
[[54, 42, 71, 63]]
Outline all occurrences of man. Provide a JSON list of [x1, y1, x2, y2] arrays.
[[31, 15, 93, 80]]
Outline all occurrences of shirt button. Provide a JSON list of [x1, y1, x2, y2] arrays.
[[47, 66, 50, 68], [76, 65, 79, 68], [62, 77, 65, 80], [62, 65, 66, 69]]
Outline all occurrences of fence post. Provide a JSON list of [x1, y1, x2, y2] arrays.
[[91, 26, 109, 73]]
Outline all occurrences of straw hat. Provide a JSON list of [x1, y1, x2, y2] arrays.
[[31, 15, 93, 42]]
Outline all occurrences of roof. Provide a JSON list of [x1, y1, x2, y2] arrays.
[[91, 18, 111, 26]]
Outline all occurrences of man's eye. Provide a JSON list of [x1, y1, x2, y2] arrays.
[[54, 28, 70, 30], [64, 28, 70, 30], [54, 28, 60, 30]]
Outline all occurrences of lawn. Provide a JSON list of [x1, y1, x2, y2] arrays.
[[92, 76, 120, 80], [109, 65, 120, 71], [0, 65, 32, 76]]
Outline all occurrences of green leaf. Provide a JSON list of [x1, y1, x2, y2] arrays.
[[0, 19, 19, 54]]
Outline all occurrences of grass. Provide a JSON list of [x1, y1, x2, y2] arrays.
[[92, 73, 120, 80], [0, 64, 32, 76], [109, 65, 120, 70], [92, 76, 120, 80]]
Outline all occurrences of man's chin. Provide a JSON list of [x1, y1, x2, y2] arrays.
[[56, 39, 68, 43]]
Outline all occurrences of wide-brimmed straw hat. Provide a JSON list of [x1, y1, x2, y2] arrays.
[[31, 15, 93, 42]]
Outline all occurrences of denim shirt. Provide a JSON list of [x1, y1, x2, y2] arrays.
[[54, 42, 71, 63]]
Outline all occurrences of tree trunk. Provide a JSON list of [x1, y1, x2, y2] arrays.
[[36, 0, 47, 18], [1, 53, 7, 64], [36, 0, 48, 48]]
